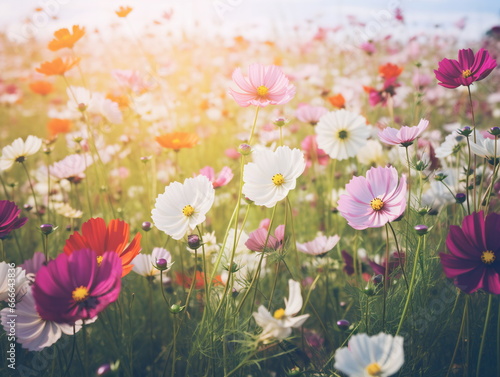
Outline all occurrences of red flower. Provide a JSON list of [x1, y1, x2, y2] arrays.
[[64, 218, 141, 277]]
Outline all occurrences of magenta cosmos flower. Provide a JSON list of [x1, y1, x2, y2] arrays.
[[32, 249, 122, 324], [440, 211, 500, 294], [378, 119, 429, 147], [0, 200, 28, 239], [337, 166, 407, 230], [434, 48, 497, 89], [228, 63, 295, 107]]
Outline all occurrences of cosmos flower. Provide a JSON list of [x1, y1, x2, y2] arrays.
[[440, 211, 500, 294], [334, 332, 404, 377], [378, 119, 429, 147], [21, 252, 46, 275], [379, 63, 404, 79], [49, 154, 92, 182], [296, 235, 340, 256], [132, 247, 172, 278], [32, 249, 122, 324], [315, 109, 371, 161], [199, 166, 234, 188], [36, 57, 80, 76], [253, 279, 310, 342], [66, 87, 123, 124], [64, 218, 142, 277], [152, 175, 215, 240], [301, 135, 330, 167], [0, 262, 30, 301], [0, 135, 42, 171], [29, 80, 53, 96], [434, 48, 497, 89], [337, 166, 407, 230], [328, 93, 346, 108], [356, 140, 386, 167], [47, 118, 72, 137], [295, 104, 328, 126], [155, 132, 199, 151], [0, 286, 78, 351], [470, 133, 500, 164], [245, 224, 285, 252], [116, 6, 133, 17], [48, 25, 85, 51], [242, 146, 305, 208], [228, 63, 295, 107], [0, 200, 28, 239]]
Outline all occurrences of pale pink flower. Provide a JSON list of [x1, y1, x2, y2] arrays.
[[245, 224, 285, 252], [49, 154, 92, 182], [229, 64, 296, 108], [338, 166, 407, 230], [295, 104, 328, 126], [378, 119, 429, 147], [225, 148, 240, 160], [21, 252, 46, 275], [301, 135, 329, 167], [112, 69, 153, 94], [296, 235, 340, 256], [199, 166, 234, 188]]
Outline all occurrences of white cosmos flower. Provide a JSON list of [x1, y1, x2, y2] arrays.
[[357, 139, 386, 166], [435, 130, 466, 159], [334, 332, 404, 377], [132, 247, 172, 278], [296, 235, 340, 256], [253, 279, 309, 342], [152, 175, 215, 240], [0, 136, 43, 171], [242, 146, 305, 208], [470, 133, 500, 163], [0, 262, 30, 302], [316, 109, 371, 160], [67, 87, 122, 124], [0, 286, 78, 351]]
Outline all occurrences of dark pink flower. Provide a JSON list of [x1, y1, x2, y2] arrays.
[[301, 135, 330, 167], [32, 249, 122, 324], [434, 48, 497, 89], [0, 200, 28, 239], [245, 224, 285, 252], [440, 211, 500, 294]]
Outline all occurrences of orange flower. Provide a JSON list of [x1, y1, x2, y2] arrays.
[[155, 132, 199, 151], [379, 63, 403, 79], [175, 271, 224, 289], [328, 93, 346, 108], [29, 80, 53, 95], [47, 118, 72, 137], [116, 6, 133, 17], [64, 218, 142, 277], [106, 93, 130, 109], [48, 25, 85, 51], [36, 57, 80, 76]]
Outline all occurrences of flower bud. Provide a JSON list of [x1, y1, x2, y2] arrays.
[[155, 258, 168, 271], [170, 304, 183, 314], [458, 126, 472, 137], [187, 234, 201, 250], [273, 117, 289, 127], [142, 221, 152, 231], [336, 319, 350, 330], [489, 127, 500, 136], [40, 224, 55, 235], [455, 193, 466, 204], [238, 143, 252, 156], [414, 224, 428, 236], [96, 364, 111, 376]]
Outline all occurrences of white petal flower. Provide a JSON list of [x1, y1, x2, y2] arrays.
[[316, 109, 371, 160], [132, 247, 172, 278], [435, 130, 466, 159], [0, 262, 30, 302], [334, 332, 404, 377], [470, 133, 500, 163], [297, 235, 340, 256], [0, 136, 43, 171], [253, 280, 309, 342], [0, 286, 78, 351], [242, 146, 305, 208], [152, 175, 215, 240]]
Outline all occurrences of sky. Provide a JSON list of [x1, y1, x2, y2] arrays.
[[1, 0, 499, 43]]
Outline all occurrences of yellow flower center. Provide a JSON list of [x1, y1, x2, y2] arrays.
[[96, 256, 103, 266], [72, 286, 89, 302], [273, 308, 286, 319], [338, 129, 349, 140], [172, 138, 180, 144], [481, 250, 496, 264], [257, 85, 269, 97], [366, 362, 382, 376], [462, 69, 472, 78], [272, 173, 285, 186], [370, 198, 384, 211], [182, 205, 195, 217]]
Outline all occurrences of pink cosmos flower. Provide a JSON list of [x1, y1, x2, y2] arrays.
[[378, 119, 429, 147], [228, 64, 296, 108], [32, 249, 122, 324], [112, 69, 153, 94], [0, 200, 28, 239], [296, 235, 340, 256], [199, 166, 234, 188], [245, 224, 285, 252], [21, 252, 46, 275], [49, 154, 92, 182], [434, 48, 497, 89], [337, 166, 407, 230], [295, 104, 328, 126], [301, 135, 330, 167]]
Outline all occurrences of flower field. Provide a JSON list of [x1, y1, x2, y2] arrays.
[[1, 3, 500, 377]]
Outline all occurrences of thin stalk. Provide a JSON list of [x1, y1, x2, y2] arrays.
[[467, 86, 477, 212], [21, 161, 40, 216], [248, 106, 260, 144], [446, 295, 468, 377], [476, 294, 493, 377], [383, 224, 391, 331]]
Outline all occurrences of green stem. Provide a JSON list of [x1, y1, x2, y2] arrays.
[[476, 294, 493, 377], [467, 86, 477, 212], [248, 106, 260, 144], [21, 161, 40, 217], [446, 295, 468, 377]]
